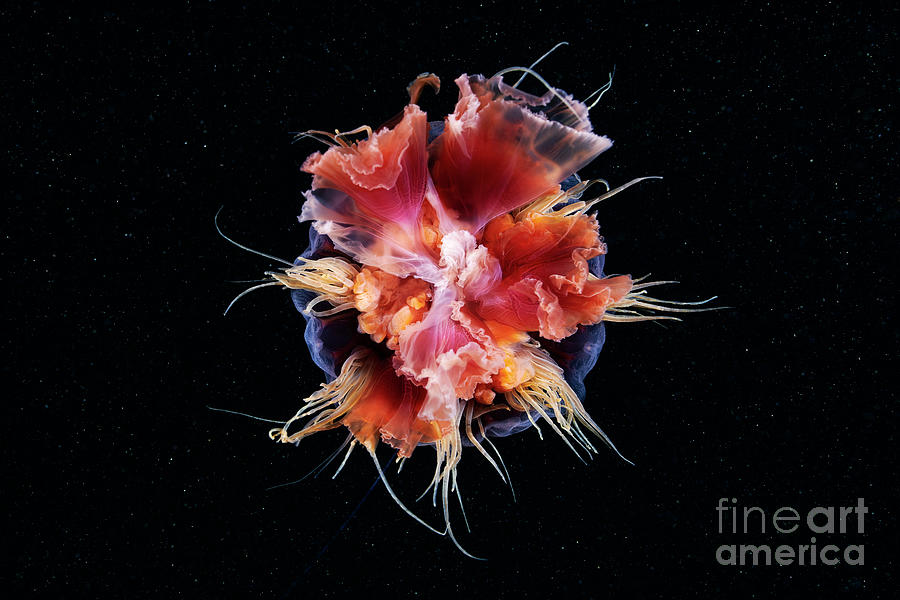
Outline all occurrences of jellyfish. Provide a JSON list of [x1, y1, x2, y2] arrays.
[[222, 57, 717, 556]]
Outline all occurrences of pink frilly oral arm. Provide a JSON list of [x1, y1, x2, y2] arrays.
[[300, 104, 438, 279], [428, 74, 613, 233]]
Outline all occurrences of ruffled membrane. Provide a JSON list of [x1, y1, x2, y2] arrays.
[[428, 75, 613, 233], [341, 355, 440, 458], [476, 212, 632, 341], [300, 104, 438, 279]]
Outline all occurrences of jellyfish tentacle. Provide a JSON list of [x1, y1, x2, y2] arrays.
[[577, 176, 664, 214], [269, 348, 375, 444], [451, 467, 471, 534], [584, 65, 616, 109], [407, 72, 440, 104], [205, 405, 285, 424], [504, 345, 633, 465], [513, 178, 610, 220], [368, 449, 447, 536], [491, 66, 587, 128], [511, 41, 569, 88], [215, 206, 294, 266], [265, 434, 354, 491], [268, 255, 360, 317], [463, 401, 507, 484], [477, 419, 516, 502], [223, 281, 283, 315], [294, 125, 375, 149], [604, 281, 726, 323], [332, 440, 357, 480], [441, 465, 485, 560]]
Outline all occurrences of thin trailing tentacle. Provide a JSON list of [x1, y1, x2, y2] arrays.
[[265, 434, 354, 491], [206, 405, 287, 424], [215, 206, 294, 267], [293, 125, 374, 148], [585, 65, 616, 109], [478, 419, 516, 502], [515, 178, 610, 219], [223, 281, 283, 315], [216, 207, 358, 316], [505, 345, 633, 465], [630, 278, 680, 291], [416, 445, 445, 503], [452, 469, 472, 534], [544, 176, 663, 217], [517, 394, 588, 464], [267, 255, 360, 317], [490, 66, 589, 129], [604, 279, 725, 323], [463, 401, 507, 484], [332, 440, 358, 479], [269, 349, 376, 444], [368, 449, 447, 536], [441, 465, 485, 560], [408, 408, 478, 557], [292, 130, 341, 148], [512, 41, 569, 88]]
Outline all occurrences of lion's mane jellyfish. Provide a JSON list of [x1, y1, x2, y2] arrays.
[[223, 59, 716, 556]]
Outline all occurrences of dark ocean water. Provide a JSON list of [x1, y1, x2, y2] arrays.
[[7, 1, 895, 597]]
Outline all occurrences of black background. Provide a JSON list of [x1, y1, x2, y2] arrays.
[[7, 1, 896, 598]]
